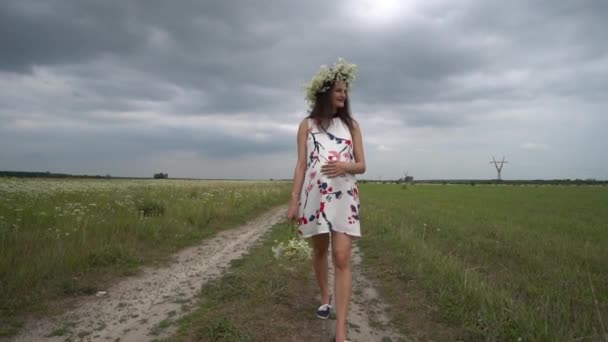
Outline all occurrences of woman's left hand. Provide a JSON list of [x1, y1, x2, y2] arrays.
[[321, 160, 348, 178]]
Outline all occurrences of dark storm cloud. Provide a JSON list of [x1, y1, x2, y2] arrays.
[[1, 0, 607, 178], [0, 1, 142, 72], [0, 123, 293, 161], [3, 0, 606, 116], [0, 0, 334, 116]]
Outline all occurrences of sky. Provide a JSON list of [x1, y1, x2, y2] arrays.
[[1, 0, 607, 180]]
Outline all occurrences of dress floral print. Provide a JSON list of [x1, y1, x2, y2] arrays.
[[297, 117, 361, 239]]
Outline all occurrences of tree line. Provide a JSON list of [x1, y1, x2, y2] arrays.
[[0, 171, 170, 179]]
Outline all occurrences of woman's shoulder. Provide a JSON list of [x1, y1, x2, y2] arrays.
[[299, 116, 310, 126], [298, 117, 312, 133], [349, 118, 361, 131]]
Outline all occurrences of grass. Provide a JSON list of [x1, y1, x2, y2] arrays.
[[0, 178, 291, 337], [4, 178, 606, 340], [357, 183, 608, 341], [169, 221, 329, 341]]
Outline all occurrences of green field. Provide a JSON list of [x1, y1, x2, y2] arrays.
[[1, 179, 607, 340], [165, 183, 608, 341], [358, 183, 608, 340], [0, 178, 291, 337]]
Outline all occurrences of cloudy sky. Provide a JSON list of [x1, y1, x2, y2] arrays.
[[1, 0, 607, 180]]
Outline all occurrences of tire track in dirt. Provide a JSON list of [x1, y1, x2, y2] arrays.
[[321, 245, 410, 342], [11, 205, 287, 342]]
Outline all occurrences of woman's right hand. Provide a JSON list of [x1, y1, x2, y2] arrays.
[[287, 202, 299, 223]]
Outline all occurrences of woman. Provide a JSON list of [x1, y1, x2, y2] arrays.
[[287, 58, 366, 342]]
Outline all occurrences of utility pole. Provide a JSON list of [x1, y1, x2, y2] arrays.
[[490, 156, 508, 181]]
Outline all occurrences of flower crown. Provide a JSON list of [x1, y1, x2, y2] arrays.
[[304, 57, 358, 107]]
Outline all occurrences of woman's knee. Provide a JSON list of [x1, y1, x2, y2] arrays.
[[311, 234, 330, 258], [332, 250, 351, 270], [313, 245, 329, 258]]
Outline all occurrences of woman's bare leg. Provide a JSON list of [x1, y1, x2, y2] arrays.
[[311, 233, 331, 305], [331, 231, 353, 341]]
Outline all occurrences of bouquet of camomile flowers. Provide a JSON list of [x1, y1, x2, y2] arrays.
[[271, 222, 312, 262]]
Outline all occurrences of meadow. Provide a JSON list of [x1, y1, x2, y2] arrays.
[[166, 183, 608, 341], [358, 183, 608, 340], [0, 178, 291, 337], [1, 178, 607, 341]]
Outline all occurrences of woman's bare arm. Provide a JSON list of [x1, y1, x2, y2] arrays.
[[346, 119, 366, 175], [289, 119, 309, 206]]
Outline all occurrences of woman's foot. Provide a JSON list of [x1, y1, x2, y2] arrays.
[[317, 295, 332, 319], [316, 301, 332, 319]]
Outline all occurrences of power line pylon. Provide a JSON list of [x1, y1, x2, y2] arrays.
[[490, 155, 508, 181]]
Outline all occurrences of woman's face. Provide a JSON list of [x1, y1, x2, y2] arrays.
[[330, 80, 347, 109]]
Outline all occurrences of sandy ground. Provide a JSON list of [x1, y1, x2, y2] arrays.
[[11, 205, 408, 342]]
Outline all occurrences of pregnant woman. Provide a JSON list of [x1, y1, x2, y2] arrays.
[[287, 58, 366, 342]]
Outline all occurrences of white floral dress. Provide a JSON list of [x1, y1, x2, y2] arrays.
[[297, 117, 361, 239]]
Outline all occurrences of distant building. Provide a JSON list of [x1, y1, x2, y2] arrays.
[[398, 176, 414, 183]]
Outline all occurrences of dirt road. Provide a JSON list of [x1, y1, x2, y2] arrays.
[[13, 206, 287, 342], [12, 205, 407, 341], [321, 245, 408, 342]]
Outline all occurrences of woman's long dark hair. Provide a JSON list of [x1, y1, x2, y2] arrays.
[[307, 81, 354, 132]]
